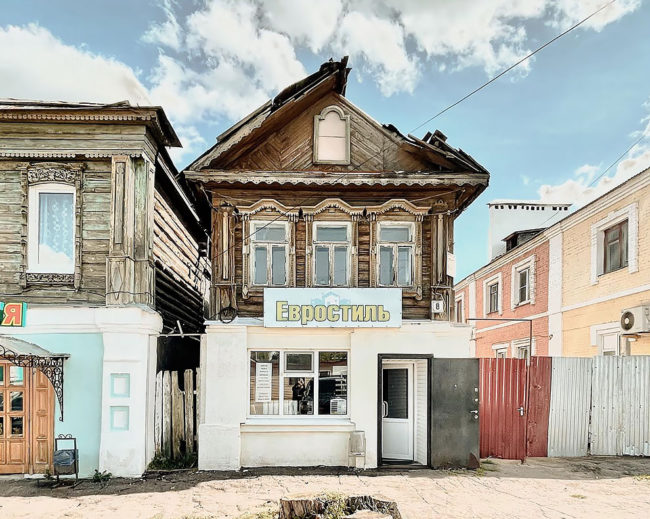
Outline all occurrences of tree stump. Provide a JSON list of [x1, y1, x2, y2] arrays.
[[279, 493, 325, 519]]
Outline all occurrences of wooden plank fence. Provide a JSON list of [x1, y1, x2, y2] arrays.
[[154, 368, 200, 458]]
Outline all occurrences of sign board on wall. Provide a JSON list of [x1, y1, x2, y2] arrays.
[[255, 362, 273, 402], [0, 302, 27, 327], [264, 288, 402, 328]]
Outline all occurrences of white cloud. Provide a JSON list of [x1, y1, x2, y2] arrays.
[[0, 24, 150, 104], [142, 4, 182, 51], [538, 103, 650, 206], [260, 0, 343, 52], [333, 11, 418, 95]]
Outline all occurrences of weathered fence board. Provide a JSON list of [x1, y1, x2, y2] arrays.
[[547, 358, 592, 457], [162, 370, 172, 457], [184, 369, 195, 454], [154, 368, 198, 460]]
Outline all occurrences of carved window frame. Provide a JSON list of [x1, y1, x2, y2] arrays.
[[313, 105, 351, 165], [20, 163, 83, 288], [241, 217, 296, 297], [370, 217, 423, 299], [311, 221, 353, 287]]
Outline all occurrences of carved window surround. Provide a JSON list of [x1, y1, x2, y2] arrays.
[[234, 198, 429, 297], [19, 162, 84, 288]]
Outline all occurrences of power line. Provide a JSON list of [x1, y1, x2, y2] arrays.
[[536, 132, 647, 229], [587, 133, 646, 188], [410, 0, 617, 132]]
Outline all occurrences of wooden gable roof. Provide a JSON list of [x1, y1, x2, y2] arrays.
[[185, 58, 488, 179]]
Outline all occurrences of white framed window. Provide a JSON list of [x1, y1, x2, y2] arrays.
[[377, 222, 414, 287], [249, 350, 349, 417], [591, 203, 638, 284], [511, 255, 536, 309], [590, 322, 620, 356], [313, 105, 350, 164], [249, 221, 289, 286], [455, 293, 465, 323], [313, 222, 351, 286], [493, 343, 508, 358], [511, 338, 535, 363], [28, 183, 76, 274], [482, 272, 502, 317]]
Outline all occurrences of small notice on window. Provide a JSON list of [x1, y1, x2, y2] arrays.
[[255, 363, 272, 402]]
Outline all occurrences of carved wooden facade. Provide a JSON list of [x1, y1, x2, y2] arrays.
[[0, 100, 209, 333], [186, 58, 489, 321]]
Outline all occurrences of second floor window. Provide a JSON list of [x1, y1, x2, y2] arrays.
[[517, 268, 530, 304], [603, 220, 628, 274], [378, 223, 414, 287], [488, 282, 499, 314], [251, 222, 288, 286], [313, 223, 350, 286], [28, 183, 75, 273]]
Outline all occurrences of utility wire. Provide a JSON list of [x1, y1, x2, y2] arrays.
[[410, 0, 616, 132], [536, 131, 647, 229]]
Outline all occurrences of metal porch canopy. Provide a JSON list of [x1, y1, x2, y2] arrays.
[[0, 336, 69, 421]]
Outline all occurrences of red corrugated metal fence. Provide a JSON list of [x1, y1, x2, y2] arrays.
[[479, 357, 552, 460]]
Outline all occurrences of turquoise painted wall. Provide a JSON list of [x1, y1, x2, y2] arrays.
[[17, 333, 104, 477]]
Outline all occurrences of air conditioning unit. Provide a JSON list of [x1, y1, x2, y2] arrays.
[[620, 305, 650, 334]]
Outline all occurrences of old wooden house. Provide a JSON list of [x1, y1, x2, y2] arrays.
[[185, 59, 489, 470], [0, 100, 209, 476]]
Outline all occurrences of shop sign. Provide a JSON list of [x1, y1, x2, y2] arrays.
[[0, 302, 27, 327], [264, 288, 402, 328]]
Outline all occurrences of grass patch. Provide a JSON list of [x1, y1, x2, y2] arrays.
[[635, 474, 650, 481], [570, 494, 587, 499], [147, 452, 198, 471]]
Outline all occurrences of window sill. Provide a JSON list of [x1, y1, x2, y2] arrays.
[[515, 300, 530, 308], [242, 418, 355, 433]]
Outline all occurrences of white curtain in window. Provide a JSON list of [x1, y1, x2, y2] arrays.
[[38, 192, 74, 266]]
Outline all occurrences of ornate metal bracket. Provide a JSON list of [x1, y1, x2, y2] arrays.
[[0, 344, 66, 421]]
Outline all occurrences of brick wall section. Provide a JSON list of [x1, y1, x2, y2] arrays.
[[471, 240, 550, 357]]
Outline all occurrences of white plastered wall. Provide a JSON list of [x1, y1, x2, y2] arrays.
[[96, 306, 162, 477], [198, 319, 473, 470]]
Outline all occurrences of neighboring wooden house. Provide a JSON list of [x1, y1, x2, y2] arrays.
[[185, 58, 490, 471], [0, 100, 209, 477]]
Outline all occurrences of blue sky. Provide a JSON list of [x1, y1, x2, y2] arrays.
[[2, 0, 649, 279]]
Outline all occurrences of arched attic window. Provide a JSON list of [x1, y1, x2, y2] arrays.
[[313, 105, 350, 165]]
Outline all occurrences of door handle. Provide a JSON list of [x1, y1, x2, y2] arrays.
[[470, 410, 479, 420], [382, 401, 388, 418], [517, 406, 525, 416]]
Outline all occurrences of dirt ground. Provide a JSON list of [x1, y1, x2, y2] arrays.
[[0, 457, 649, 519]]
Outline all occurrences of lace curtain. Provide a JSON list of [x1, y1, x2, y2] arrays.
[[38, 193, 74, 264]]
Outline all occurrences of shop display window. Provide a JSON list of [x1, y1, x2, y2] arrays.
[[249, 350, 348, 417]]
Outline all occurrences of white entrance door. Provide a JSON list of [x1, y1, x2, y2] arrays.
[[381, 363, 414, 461]]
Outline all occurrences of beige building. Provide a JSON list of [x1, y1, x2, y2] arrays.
[[455, 166, 650, 358], [560, 168, 650, 356]]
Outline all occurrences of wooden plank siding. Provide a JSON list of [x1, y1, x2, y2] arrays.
[[153, 189, 209, 333], [0, 159, 109, 304], [220, 92, 437, 173]]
